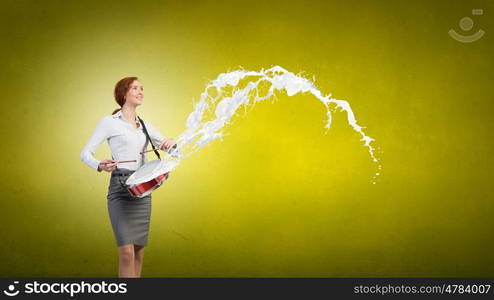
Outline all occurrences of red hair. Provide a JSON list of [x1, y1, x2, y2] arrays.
[[112, 77, 138, 114]]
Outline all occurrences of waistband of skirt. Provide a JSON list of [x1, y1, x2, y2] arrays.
[[111, 168, 136, 177]]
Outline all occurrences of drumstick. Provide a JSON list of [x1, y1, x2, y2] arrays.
[[140, 148, 160, 154], [116, 160, 137, 164], [102, 160, 137, 165], [140, 144, 177, 155]]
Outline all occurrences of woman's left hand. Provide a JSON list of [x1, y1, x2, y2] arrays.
[[159, 138, 177, 151]]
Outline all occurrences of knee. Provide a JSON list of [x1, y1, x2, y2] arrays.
[[118, 246, 135, 263]]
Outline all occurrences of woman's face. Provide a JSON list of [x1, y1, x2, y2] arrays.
[[125, 80, 144, 106]]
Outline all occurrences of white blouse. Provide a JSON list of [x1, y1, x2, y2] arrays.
[[80, 110, 166, 171]]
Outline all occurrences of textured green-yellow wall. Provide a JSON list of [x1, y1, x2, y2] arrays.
[[0, 0, 493, 277]]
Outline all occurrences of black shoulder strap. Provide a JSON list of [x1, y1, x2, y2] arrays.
[[138, 116, 161, 160]]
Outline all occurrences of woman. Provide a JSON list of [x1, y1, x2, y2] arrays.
[[80, 77, 176, 278]]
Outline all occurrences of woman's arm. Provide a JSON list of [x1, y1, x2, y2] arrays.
[[80, 117, 110, 171], [143, 120, 167, 148], [144, 120, 177, 151]]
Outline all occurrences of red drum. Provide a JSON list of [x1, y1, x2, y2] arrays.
[[125, 160, 170, 198]]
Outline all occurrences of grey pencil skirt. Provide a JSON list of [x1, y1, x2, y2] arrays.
[[107, 168, 152, 247]]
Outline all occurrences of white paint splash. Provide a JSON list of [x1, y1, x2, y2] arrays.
[[131, 66, 382, 185]]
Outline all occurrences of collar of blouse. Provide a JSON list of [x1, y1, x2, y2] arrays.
[[112, 110, 141, 128]]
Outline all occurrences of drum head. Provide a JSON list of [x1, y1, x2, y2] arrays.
[[126, 159, 179, 186], [126, 160, 162, 186]]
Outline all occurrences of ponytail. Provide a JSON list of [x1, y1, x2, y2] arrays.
[[113, 76, 138, 115]]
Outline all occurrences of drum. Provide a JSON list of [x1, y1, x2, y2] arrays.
[[126, 144, 181, 198], [125, 160, 170, 198]]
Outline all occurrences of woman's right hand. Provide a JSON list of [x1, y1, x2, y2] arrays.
[[98, 159, 117, 172]]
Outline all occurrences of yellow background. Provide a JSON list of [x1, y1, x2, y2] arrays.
[[0, 0, 493, 277]]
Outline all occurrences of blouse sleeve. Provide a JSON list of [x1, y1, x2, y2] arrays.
[[80, 117, 110, 171], [143, 120, 166, 147]]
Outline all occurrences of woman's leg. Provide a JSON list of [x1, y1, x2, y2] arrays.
[[118, 244, 136, 278], [134, 245, 145, 277]]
